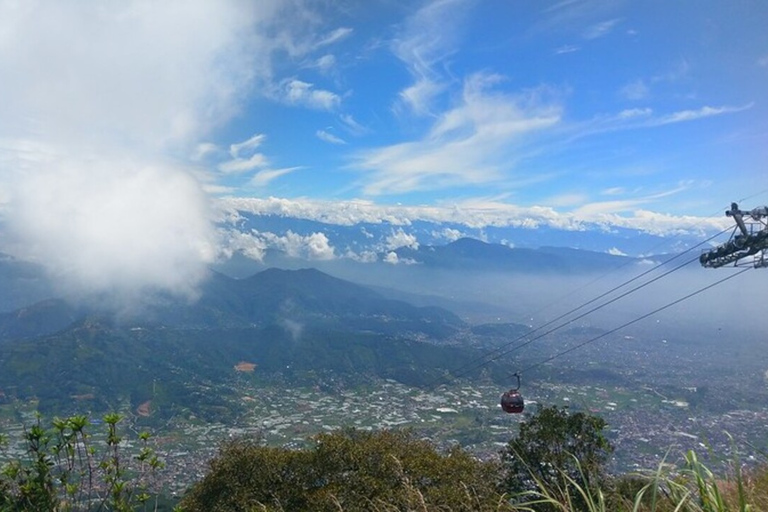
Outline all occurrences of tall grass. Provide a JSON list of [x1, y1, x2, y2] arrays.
[[509, 448, 767, 512]]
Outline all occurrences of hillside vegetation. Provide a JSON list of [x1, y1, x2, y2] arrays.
[[3, 406, 768, 511]]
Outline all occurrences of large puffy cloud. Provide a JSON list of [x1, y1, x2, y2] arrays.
[[385, 228, 419, 250], [3, 154, 217, 301], [0, 0, 270, 146], [223, 230, 336, 261], [0, 0, 285, 304]]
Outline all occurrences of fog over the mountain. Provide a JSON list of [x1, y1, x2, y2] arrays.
[[0, 1, 264, 303], [2, 156, 216, 305], [208, 243, 767, 343]]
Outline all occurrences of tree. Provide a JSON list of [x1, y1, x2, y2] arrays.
[[181, 428, 511, 512], [500, 405, 613, 509]]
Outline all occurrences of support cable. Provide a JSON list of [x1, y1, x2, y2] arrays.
[[429, 227, 730, 388], [515, 267, 751, 375]]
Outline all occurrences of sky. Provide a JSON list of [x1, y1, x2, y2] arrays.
[[0, 0, 766, 298]]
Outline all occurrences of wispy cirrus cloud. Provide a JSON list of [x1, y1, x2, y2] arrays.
[[352, 73, 562, 195], [316, 129, 347, 145], [316, 27, 353, 48], [583, 18, 622, 39], [533, 0, 624, 39], [617, 107, 653, 119], [574, 103, 749, 140], [391, 0, 470, 115], [314, 54, 336, 73], [620, 80, 650, 100], [218, 133, 269, 174], [209, 133, 299, 187], [249, 167, 301, 187], [647, 104, 754, 126], [554, 44, 580, 55], [572, 182, 690, 217], [230, 134, 267, 158], [219, 154, 269, 174], [339, 114, 369, 136]]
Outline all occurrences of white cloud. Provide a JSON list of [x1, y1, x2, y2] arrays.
[[386, 228, 419, 250], [219, 195, 731, 237], [576, 103, 748, 140], [273, 230, 335, 260], [223, 229, 336, 261], [191, 142, 220, 161], [620, 80, 649, 100], [607, 247, 627, 256], [391, 0, 469, 115], [3, 154, 217, 301], [398, 79, 445, 116], [0, 0, 294, 304], [315, 54, 336, 72], [345, 249, 378, 263], [316, 27, 353, 47], [383, 251, 418, 265], [249, 167, 300, 187], [352, 73, 561, 195], [384, 251, 400, 265], [230, 134, 267, 158], [304, 232, 336, 260], [220, 229, 269, 261], [618, 107, 652, 119], [218, 153, 269, 174], [648, 104, 753, 126], [316, 130, 347, 145], [0, 0, 269, 146], [583, 18, 621, 40], [434, 227, 465, 242], [554, 44, 580, 55], [339, 114, 368, 136], [284, 79, 341, 110]]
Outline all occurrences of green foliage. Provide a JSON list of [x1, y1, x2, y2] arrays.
[[0, 413, 164, 511], [0, 322, 497, 423], [180, 428, 511, 512], [506, 442, 768, 512], [500, 405, 613, 511], [624, 448, 760, 512]]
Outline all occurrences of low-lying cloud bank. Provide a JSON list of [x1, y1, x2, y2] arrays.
[[219, 196, 731, 237]]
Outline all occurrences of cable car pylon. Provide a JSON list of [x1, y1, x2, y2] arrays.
[[700, 203, 768, 268]]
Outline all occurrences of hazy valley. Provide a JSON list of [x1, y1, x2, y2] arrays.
[[1, 233, 766, 494]]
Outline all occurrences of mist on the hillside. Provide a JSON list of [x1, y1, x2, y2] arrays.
[[303, 257, 767, 347]]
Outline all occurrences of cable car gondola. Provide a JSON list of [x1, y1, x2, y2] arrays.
[[500, 373, 525, 414]]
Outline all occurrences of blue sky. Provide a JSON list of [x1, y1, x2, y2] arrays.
[[0, 0, 766, 296], [198, 0, 768, 218]]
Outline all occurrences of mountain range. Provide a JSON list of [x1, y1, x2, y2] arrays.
[[0, 264, 525, 422]]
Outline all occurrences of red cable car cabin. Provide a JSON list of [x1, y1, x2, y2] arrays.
[[500, 389, 524, 413]]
